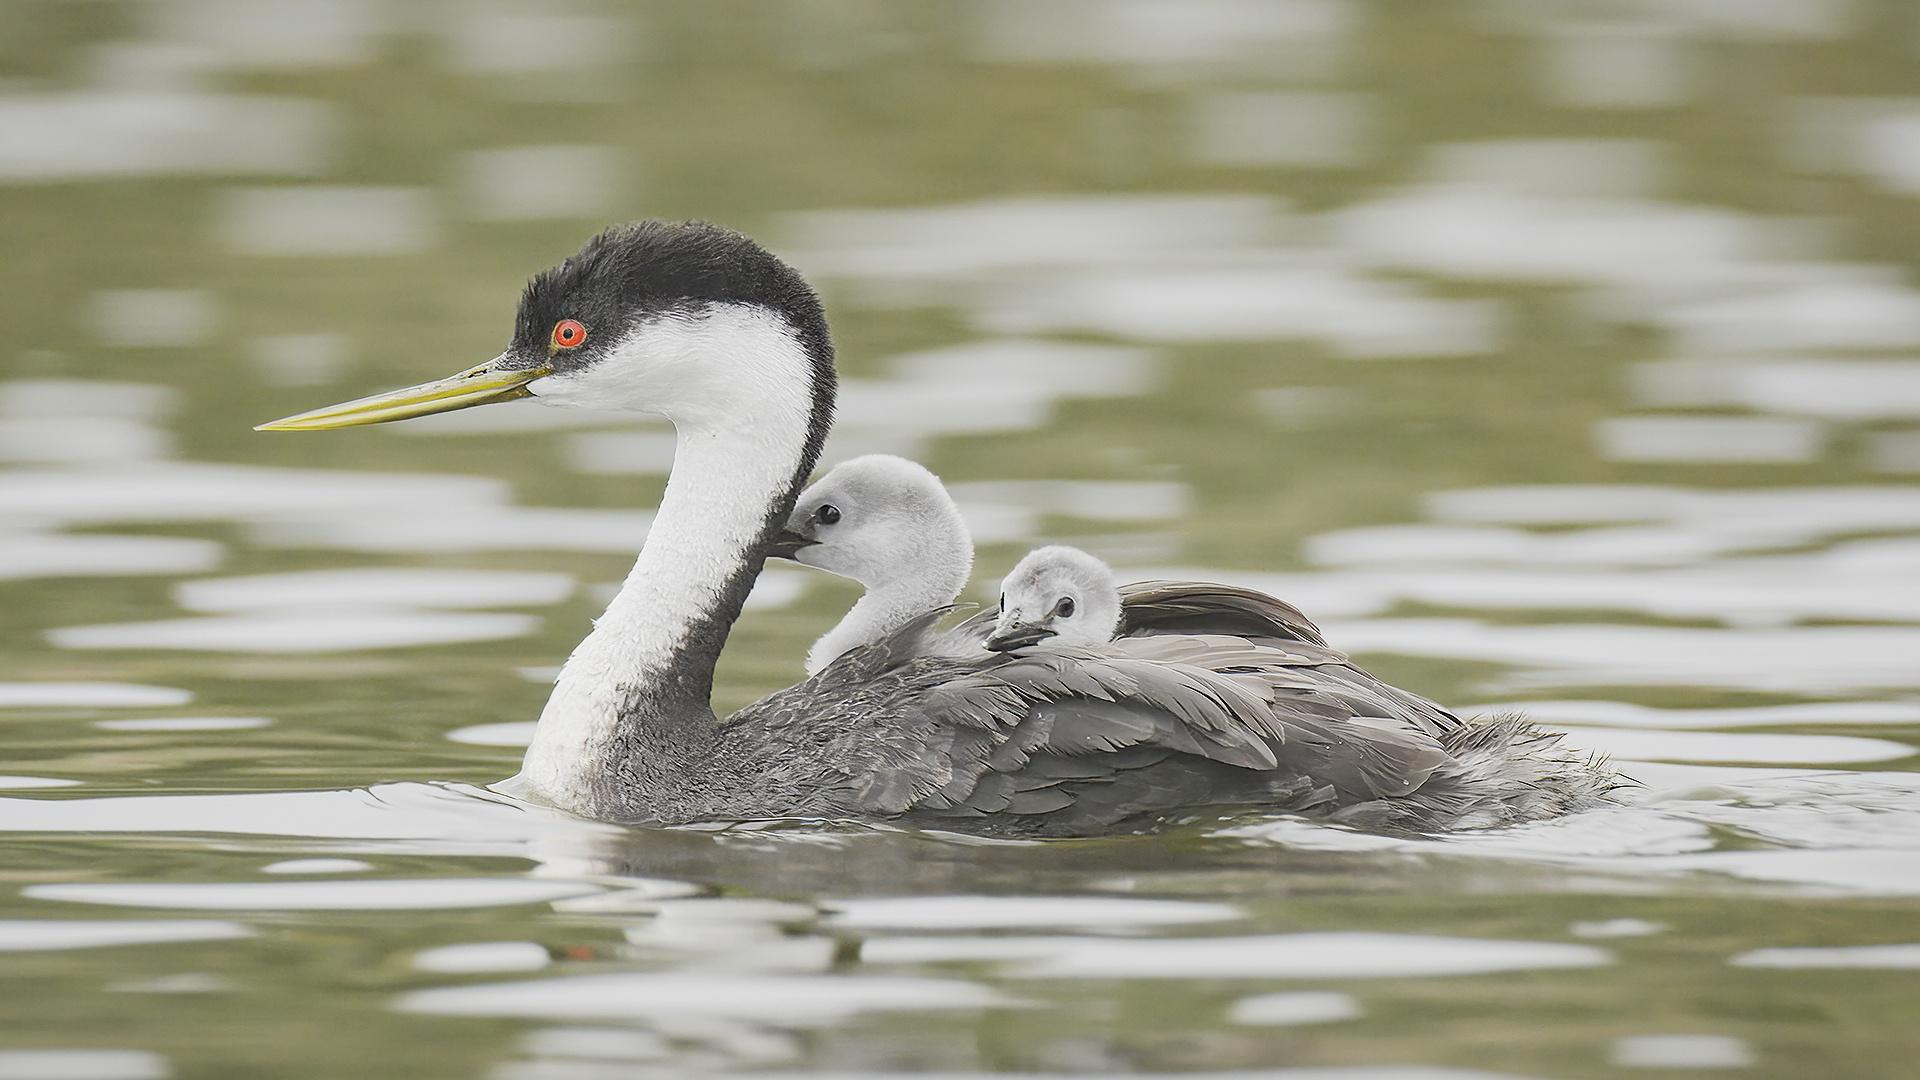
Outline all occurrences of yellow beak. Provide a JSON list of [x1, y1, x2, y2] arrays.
[[254, 357, 553, 431]]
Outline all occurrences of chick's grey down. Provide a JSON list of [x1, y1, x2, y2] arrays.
[[275, 219, 1618, 836]]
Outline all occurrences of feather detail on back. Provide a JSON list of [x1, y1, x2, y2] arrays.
[[713, 606, 1618, 837]]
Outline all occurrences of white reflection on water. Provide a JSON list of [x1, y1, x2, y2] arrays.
[[1429, 483, 1920, 544], [1424, 138, 1667, 199], [0, 683, 192, 708], [1537, 22, 1691, 111], [0, 380, 179, 421], [446, 722, 537, 747], [24, 878, 600, 912], [886, 340, 1158, 398], [261, 859, 372, 875], [1787, 96, 1920, 197], [0, 782, 614, 845], [1632, 358, 1920, 420], [1731, 944, 1920, 969], [461, 145, 619, 223], [1209, 553, 1920, 624], [413, 942, 552, 973], [49, 611, 540, 654], [443, 6, 636, 76], [0, 531, 222, 581], [1632, 266, 1920, 354], [864, 932, 1608, 979], [0, 418, 173, 464], [1569, 919, 1664, 940], [0, 92, 332, 183], [399, 971, 1016, 1026], [1593, 415, 1825, 465], [1228, 991, 1361, 1026], [1642, 849, 1920, 896], [973, 262, 1504, 358], [1336, 184, 1772, 285], [0, 920, 249, 952], [826, 895, 1238, 931], [144, 0, 384, 71], [1472, 699, 1920, 730], [0, 1050, 170, 1080], [251, 505, 651, 554], [516, 1027, 669, 1063], [969, 0, 1357, 70], [782, 195, 1285, 282], [217, 186, 435, 257], [948, 480, 1189, 522], [175, 569, 575, 612], [1303, 522, 1747, 568], [1323, 618, 1920, 693], [1189, 91, 1377, 169], [87, 289, 215, 349], [94, 717, 271, 733], [108, 974, 230, 996], [1233, 766, 1920, 899], [1610, 1034, 1753, 1069], [247, 334, 349, 388], [0, 463, 504, 527], [1541, 727, 1911, 765]]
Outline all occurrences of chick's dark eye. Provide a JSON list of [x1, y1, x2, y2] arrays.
[[815, 504, 841, 525], [1055, 596, 1075, 618]]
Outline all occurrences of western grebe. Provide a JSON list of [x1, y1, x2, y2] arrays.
[[260, 220, 1616, 834]]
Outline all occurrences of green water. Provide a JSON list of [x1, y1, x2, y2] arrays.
[[2, 2, 1918, 1077]]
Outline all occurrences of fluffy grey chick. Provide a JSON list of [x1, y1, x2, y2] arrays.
[[987, 545, 1122, 652], [771, 454, 972, 675]]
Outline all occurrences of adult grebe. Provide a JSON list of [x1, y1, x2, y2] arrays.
[[261, 221, 1616, 834]]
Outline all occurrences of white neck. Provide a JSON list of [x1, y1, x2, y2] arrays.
[[806, 574, 962, 675], [507, 306, 819, 813]]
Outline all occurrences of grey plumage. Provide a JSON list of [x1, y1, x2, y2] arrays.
[[655, 599, 1620, 837]]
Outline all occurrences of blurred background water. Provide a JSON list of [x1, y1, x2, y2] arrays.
[[2, 1, 1919, 1077]]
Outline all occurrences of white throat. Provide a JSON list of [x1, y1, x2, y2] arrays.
[[508, 305, 819, 811]]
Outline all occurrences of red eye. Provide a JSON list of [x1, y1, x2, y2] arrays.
[[551, 319, 587, 350]]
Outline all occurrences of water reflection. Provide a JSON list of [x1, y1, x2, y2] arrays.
[[0, 1051, 170, 1080], [1611, 1034, 1754, 1070], [863, 933, 1609, 979], [1226, 991, 1360, 1026], [0, 920, 250, 952], [398, 971, 1016, 1024]]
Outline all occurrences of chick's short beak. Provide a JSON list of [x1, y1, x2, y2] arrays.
[[985, 622, 1056, 653], [765, 528, 818, 561], [254, 355, 552, 431]]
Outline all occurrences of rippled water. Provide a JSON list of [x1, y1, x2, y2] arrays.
[[2, 1, 1918, 1077]]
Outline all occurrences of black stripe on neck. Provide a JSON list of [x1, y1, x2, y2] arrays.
[[612, 310, 836, 748]]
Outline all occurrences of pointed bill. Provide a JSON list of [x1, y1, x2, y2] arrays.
[[255, 357, 552, 431]]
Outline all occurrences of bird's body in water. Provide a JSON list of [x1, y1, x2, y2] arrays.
[[260, 220, 1619, 836]]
